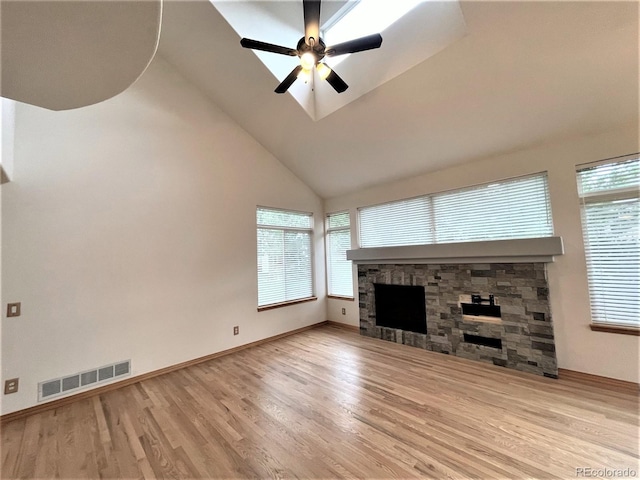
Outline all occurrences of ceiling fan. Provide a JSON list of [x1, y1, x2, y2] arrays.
[[240, 0, 383, 94]]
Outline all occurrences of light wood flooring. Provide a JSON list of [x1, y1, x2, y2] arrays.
[[2, 325, 639, 479]]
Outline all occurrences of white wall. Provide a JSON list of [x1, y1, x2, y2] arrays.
[[1, 57, 326, 415], [1, 98, 16, 181], [326, 125, 639, 383]]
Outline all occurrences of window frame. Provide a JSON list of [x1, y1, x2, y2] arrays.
[[320, 0, 421, 68], [325, 211, 354, 299], [576, 154, 640, 333], [256, 206, 316, 310]]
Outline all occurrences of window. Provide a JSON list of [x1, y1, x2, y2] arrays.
[[326, 212, 353, 297], [358, 173, 553, 248], [257, 207, 314, 307], [577, 156, 639, 328], [322, 0, 422, 67]]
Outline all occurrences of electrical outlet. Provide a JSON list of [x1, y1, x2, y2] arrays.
[[341, 308, 346, 315], [6, 302, 21, 317], [4, 378, 19, 394], [233, 326, 239, 335]]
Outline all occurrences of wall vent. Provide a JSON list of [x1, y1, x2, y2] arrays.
[[114, 361, 130, 376], [81, 370, 97, 386], [41, 379, 61, 398], [98, 366, 114, 381], [62, 375, 80, 392], [38, 359, 131, 402]]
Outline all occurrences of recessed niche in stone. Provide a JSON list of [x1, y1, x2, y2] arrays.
[[463, 333, 503, 349], [461, 303, 501, 318], [374, 283, 427, 334]]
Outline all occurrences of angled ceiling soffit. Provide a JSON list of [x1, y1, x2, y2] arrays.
[[211, 0, 467, 121]]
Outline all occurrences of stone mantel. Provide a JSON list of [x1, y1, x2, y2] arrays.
[[347, 237, 564, 265]]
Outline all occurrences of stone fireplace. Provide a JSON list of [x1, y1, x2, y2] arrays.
[[350, 238, 563, 378]]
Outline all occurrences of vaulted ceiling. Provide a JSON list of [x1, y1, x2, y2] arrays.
[[158, 0, 638, 198]]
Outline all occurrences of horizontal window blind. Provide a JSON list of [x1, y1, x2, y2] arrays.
[[433, 174, 553, 243], [257, 208, 312, 229], [359, 197, 432, 247], [578, 158, 640, 194], [326, 212, 353, 297], [327, 211, 350, 229], [257, 208, 313, 307], [358, 173, 552, 248], [577, 157, 639, 327]]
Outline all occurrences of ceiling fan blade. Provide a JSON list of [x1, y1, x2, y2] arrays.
[[240, 38, 297, 56], [275, 65, 303, 94], [303, 0, 321, 46], [324, 69, 348, 93], [325, 33, 383, 57]]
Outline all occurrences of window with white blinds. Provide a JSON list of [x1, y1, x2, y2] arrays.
[[326, 212, 353, 297], [358, 173, 553, 248], [359, 197, 433, 247], [257, 207, 314, 307], [577, 156, 639, 327]]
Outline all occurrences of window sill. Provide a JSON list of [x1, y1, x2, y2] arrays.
[[328, 295, 355, 301], [590, 323, 639, 336], [257, 297, 317, 312]]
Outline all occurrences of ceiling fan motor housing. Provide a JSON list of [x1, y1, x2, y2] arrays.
[[296, 36, 326, 62]]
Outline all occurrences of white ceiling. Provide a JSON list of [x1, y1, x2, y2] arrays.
[[158, 0, 639, 199], [1, 0, 161, 110]]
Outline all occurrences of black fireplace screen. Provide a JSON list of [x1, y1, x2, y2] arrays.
[[373, 283, 427, 334]]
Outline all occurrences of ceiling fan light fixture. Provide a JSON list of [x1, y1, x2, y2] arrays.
[[300, 52, 316, 70], [316, 62, 332, 80], [240, 0, 383, 94]]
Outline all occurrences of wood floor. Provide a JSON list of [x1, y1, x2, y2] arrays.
[[2, 325, 639, 479]]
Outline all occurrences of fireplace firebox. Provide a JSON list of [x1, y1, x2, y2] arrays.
[[374, 283, 427, 334]]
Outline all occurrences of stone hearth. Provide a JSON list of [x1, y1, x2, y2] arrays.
[[358, 263, 558, 378]]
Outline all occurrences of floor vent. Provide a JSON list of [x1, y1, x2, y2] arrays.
[[38, 359, 131, 402]]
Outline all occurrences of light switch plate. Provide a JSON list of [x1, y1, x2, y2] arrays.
[[4, 378, 19, 394]]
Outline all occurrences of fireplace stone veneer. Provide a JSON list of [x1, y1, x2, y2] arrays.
[[358, 263, 558, 378]]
